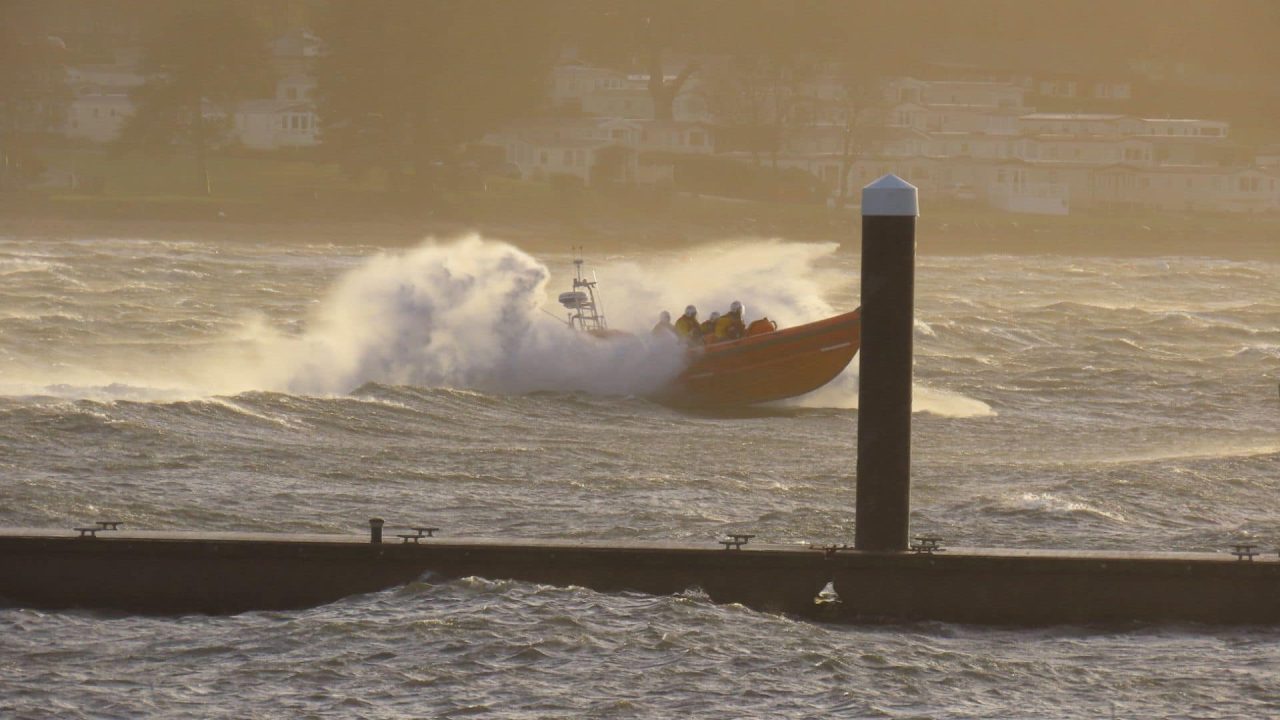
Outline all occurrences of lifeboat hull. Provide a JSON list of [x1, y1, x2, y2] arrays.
[[656, 309, 861, 407]]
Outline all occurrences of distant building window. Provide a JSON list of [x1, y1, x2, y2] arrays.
[[287, 87, 297, 100], [690, 131, 705, 146]]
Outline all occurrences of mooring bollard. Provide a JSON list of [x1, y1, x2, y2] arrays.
[[855, 174, 918, 553], [369, 518, 384, 544]]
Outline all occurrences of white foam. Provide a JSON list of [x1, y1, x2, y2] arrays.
[[194, 236, 688, 397], [780, 372, 995, 418]]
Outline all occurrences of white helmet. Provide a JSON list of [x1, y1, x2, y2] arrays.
[[684, 305, 697, 317], [729, 300, 743, 314], [659, 310, 671, 323], [709, 311, 721, 321]]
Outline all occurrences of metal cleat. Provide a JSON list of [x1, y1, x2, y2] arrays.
[[911, 536, 944, 555], [73, 527, 100, 538], [810, 543, 851, 558], [1231, 543, 1258, 561]]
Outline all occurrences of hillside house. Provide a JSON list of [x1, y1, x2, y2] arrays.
[[885, 78, 1028, 109], [64, 93, 133, 142], [233, 100, 319, 150], [1092, 165, 1280, 213], [549, 62, 633, 111], [482, 116, 705, 183]]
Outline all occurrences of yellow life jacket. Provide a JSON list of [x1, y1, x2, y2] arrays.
[[715, 312, 745, 340], [674, 315, 699, 338]]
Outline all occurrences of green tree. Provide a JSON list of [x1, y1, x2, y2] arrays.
[[121, 1, 273, 195], [317, 0, 557, 193]]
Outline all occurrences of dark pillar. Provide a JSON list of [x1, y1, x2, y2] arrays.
[[855, 175, 918, 552], [369, 518, 384, 544]]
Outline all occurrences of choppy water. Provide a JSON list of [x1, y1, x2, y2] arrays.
[[1, 234, 1278, 718]]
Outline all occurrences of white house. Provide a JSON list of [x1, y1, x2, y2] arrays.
[[1092, 165, 1280, 212], [65, 63, 145, 96], [232, 100, 319, 150], [270, 28, 323, 76], [577, 74, 713, 122], [889, 102, 1022, 135], [482, 116, 706, 183], [549, 62, 633, 110], [637, 120, 714, 155], [65, 94, 133, 142], [885, 78, 1028, 109], [276, 74, 317, 103], [583, 88, 653, 120], [62, 61, 144, 142], [1033, 77, 1133, 102], [1256, 145, 1280, 168]]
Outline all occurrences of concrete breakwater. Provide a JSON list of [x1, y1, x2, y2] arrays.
[[4, 527, 1279, 624]]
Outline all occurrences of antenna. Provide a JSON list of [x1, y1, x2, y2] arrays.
[[559, 246, 606, 332]]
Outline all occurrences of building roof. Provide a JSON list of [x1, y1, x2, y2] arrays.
[[516, 136, 612, 150], [1140, 117, 1224, 124], [1020, 113, 1129, 121], [71, 93, 134, 107], [237, 99, 312, 114]]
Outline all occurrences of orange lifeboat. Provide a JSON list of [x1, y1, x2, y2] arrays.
[[657, 308, 861, 407], [555, 252, 859, 407]]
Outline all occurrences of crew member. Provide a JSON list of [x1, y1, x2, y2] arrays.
[[715, 300, 746, 340], [674, 305, 701, 341], [700, 311, 720, 339], [652, 310, 674, 335]]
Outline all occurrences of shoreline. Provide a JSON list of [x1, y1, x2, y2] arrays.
[[1, 212, 1277, 261]]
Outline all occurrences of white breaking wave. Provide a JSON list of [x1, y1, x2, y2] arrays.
[[0, 234, 994, 414], [197, 236, 688, 396], [779, 370, 996, 418]]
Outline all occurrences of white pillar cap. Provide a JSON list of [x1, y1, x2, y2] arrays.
[[862, 174, 919, 217]]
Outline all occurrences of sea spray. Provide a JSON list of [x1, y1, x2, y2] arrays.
[[582, 243, 990, 416], [1, 234, 993, 414], [583, 239, 847, 332], [226, 236, 688, 396]]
